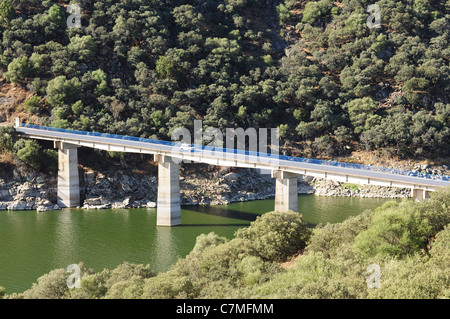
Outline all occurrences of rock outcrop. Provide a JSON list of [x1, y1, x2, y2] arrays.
[[0, 163, 448, 211]]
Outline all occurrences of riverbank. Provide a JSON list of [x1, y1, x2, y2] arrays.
[[2, 161, 447, 211]]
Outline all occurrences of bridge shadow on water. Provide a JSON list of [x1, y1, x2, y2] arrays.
[[179, 197, 319, 228], [179, 205, 259, 227]]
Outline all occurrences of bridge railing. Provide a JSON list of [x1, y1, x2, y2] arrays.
[[19, 123, 450, 182]]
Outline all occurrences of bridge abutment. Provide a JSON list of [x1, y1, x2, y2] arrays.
[[156, 155, 181, 226], [55, 142, 80, 208], [273, 170, 299, 212]]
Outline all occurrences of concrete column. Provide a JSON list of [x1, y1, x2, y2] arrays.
[[273, 170, 298, 212], [56, 142, 80, 208], [411, 188, 431, 201], [156, 155, 181, 226]]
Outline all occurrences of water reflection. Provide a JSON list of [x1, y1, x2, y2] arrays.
[[154, 227, 177, 272], [54, 212, 78, 266]]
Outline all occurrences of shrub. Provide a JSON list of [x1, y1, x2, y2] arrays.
[[235, 211, 312, 262], [104, 263, 153, 299], [196, 238, 256, 281], [237, 256, 268, 286], [191, 232, 228, 254], [104, 275, 146, 299], [6, 192, 450, 299], [41, 149, 58, 175], [302, 0, 332, 24], [250, 251, 367, 299], [343, 97, 378, 134], [0, 125, 15, 153], [4, 57, 32, 82], [21, 268, 70, 299], [0, 0, 15, 24], [415, 187, 450, 235], [65, 262, 154, 299], [68, 35, 97, 61], [24, 96, 43, 115], [46, 76, 81, 107], [71, 100, 84, 116], [353, 201, 432, 258], [141, 271, 196, 299], [50, 119, 71, 129], [14, 139, 42, 170], [67, 270, 109, 299], [306, 210, 373, 257], [367, 252, 450, 299], [277, 3, 291, 24], [429, 225, 450, 260], [155, 56, 182, 80], [106, 262, 154, 287], [90, 69, 108, 95], [46, 4, 65, 25]]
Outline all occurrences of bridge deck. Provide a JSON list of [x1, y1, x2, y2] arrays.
[[15, 124, 450, 190]]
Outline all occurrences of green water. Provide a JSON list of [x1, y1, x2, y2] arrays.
[[0, 195, 392, 294]]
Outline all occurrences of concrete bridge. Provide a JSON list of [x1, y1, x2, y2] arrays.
[[13, 120, 450, 226]]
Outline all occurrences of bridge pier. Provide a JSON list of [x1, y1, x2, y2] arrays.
[[156, 155, 181, 226], [411, 188, 431, 201], [55, 142, 80, 208], [273, 170, 298, 212]]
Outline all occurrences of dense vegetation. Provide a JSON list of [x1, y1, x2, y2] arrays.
[[0, 0, 449, 161], [2, 188, 449, 299], [1, 0, 449, 300]]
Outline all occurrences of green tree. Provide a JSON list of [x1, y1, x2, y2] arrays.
[[0, 0, 15, 25], [155, 56, 182, 80], [302, 0, 332, 24], [24, 96, 43, 115], [71, 100, 84, 116], [403, 77, 429, 105], [46, 76, 81, 107], [0, 125, 15, 153], [4, 56, 32, 82], [343, 97, 379, 134], [90, 69, 108, 95], [340, 52, 384, 97], [67, 35, 97, 61], [14, 139, 42, 170], [360, 111, 413, 155], [46, 4, 64, 25], [277, 3, 291, 24], [172, 4, 205, 30]]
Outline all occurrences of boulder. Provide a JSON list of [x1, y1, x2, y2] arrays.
[[84, 197, 102, 206], [146, 201, 157, 208], [0, 189, 11, 200], [7, 201, 28, 211], [112, 197, 132, 209], [36, 205, 50, 212], [223, 173, 239, 182]]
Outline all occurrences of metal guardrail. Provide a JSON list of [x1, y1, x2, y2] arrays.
[[19, 123, 450, 182]]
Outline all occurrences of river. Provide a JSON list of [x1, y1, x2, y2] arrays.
[[0, 195, 393, 294]]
